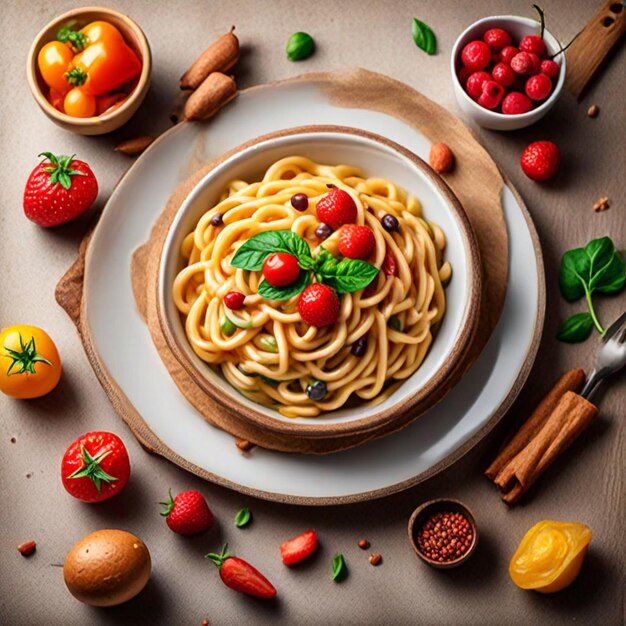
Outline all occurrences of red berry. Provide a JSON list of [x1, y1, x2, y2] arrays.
[[492, 62, 515, 87], [540, 59, 559, 79], [461, 40, 492, 71], [501, 92, 533, 115], [23, 152, 98, 228], [338, 224, 376, 260], [465, 70, 491, 100], [510, 52, 535, 75], [519, 34, 547, 57], [262, 252, 300, 287], [160, 489, 214, 535], [483, 28, 512, 50], [457, 65, 472, 86], [224, 291, 245, 310], [297, 284, 340, 327], [280, 529, 318, 566], [382, 248, 398, 277], [520, 141, 560, 182], [315, 187, 357, 229], [527, 52, 542, 74], [499, 46, 519, 65], [525, 73, 553, 101], [478, 80, 505, 110]]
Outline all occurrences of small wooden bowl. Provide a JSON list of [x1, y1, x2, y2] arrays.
[[26, 6, 151, 135], [407, 498, 479, 569]]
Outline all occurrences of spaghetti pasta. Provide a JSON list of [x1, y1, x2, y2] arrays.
[[172, 156, 451, 418]]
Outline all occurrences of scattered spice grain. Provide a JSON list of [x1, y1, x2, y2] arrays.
[[17, 540, 37, 556], [368, 553, 382, 566], [587, 104, 599, 118], [592, 196, 610, 212], [358, 539, 370, 550]]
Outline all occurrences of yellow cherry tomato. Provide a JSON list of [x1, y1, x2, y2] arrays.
[[64, 87, 96, 117], [509, 520, 592, 593], [38, 41, 74, 93], [80, 20, 124, 46], [0, 325, 62, 399]]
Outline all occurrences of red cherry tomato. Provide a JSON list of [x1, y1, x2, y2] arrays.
[[262, 252, 300, 287]]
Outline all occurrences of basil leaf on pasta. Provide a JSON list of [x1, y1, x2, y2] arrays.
[[320, 259, 379, 294], [231, 230, 313, 271], [258, 271, 310, 301]]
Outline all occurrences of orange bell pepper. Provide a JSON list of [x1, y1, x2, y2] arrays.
[[509, 520, 591, 593], [61, 22, 142, 96]]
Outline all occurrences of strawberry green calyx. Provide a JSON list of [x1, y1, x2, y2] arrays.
[[65, 66, 88, 87], [159, 489, 176, 517], [39, 152, 86, 190], [205, 544, 232, 568], [67, 445, 117, 491], [57, 26, 89, 52], [4, 334, 52, 376]]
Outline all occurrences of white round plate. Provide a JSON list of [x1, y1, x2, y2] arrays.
[[83, 76, 544, 504]]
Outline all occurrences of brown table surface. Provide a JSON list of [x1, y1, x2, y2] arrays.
[[1, 1, 625, 624]]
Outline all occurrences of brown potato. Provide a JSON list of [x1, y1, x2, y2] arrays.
[[63, 529, 151, 607]]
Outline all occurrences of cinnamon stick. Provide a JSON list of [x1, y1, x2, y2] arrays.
[[494, 391, 597, 504], [183, 72, 237, 121], [485, 368, 585, 480]]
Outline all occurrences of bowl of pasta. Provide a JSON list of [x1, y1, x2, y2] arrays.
[[157, 125, 482, 441]]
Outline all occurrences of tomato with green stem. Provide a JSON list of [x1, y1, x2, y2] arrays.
[[0, 325, 61, 398]]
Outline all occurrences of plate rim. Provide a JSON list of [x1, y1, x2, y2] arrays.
[[79, 78, 545, 505]]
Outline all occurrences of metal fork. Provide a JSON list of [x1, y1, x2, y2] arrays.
[[580, 310, 626, 400]]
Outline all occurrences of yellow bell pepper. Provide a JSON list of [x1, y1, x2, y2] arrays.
[[509, 520, 591, 593]]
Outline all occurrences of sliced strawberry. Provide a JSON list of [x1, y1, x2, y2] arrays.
[[280, 529, 318, 566], [338, 224, 376, 259]]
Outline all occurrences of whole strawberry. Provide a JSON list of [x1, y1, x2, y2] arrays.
[[23, 152, 98, 227], [338, 225, 375, 260], [520, 141, 560, 182], [160, 489, 214, 535], [297, 283, 340, 327], [315, 187, 357, 230]]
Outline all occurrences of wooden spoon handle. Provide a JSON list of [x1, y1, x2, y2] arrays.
[[566, 0, 626, 99]]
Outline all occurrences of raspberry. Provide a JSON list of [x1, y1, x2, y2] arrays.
[[457, 65, 472, 86], [492, 62, 515, 87], [483, 28, 512, 50], [297, 283, 341, 327], [520, 141, 560, 182], [338, 224, 376, 260], [499, 46, 519, 65], [465, 70, 491, 100], [501, 92, 533, 115], [527, 52, 542, 74], [519, 34, 547, 57], [316, 187, 357, 229], [461, 40, 492, 71], [478, 80, 505, 110], [525, 73, 553, 101], [540, 59, 559, 79], [510, 52, 534, 75]]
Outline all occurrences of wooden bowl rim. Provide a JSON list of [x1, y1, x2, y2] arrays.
[[26, 5, 152, 129], [156, 124, 483, 438], [407, 497, 479, 568]]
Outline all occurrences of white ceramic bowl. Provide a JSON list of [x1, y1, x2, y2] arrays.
[[158, 126, 481, 436], [451, 16, 566, 131]]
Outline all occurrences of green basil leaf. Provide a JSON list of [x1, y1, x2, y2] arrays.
[[412, 18, 437, 55], [231, 230, 313, 271], [258, 271, 310, 301], [234, 507, 251, 528], [585, 237, 625, 293], [320, 258, 379, 294], [594, 251, 626, 294], [388, 315, 402, 331], [331, 553, 347, 581], [286, 32, 315, 61], [557, 312, 594, 343], [559, 248, 589, 302]]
